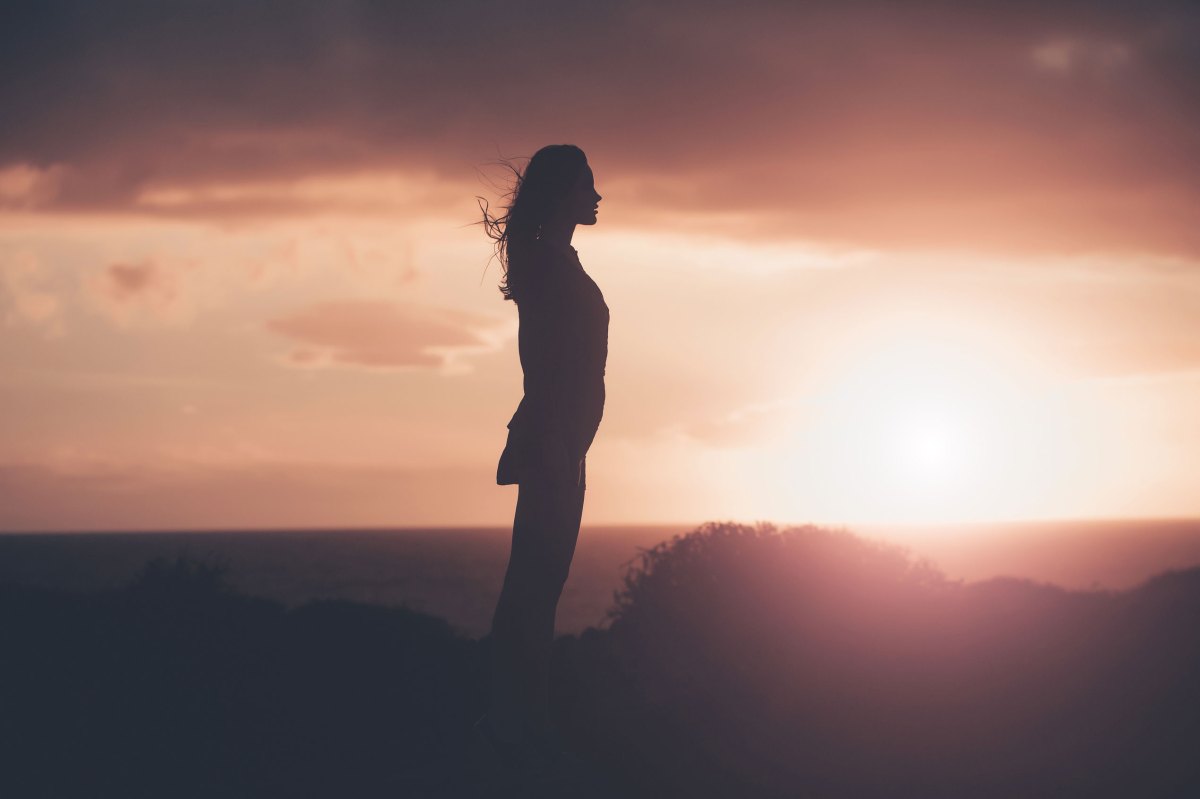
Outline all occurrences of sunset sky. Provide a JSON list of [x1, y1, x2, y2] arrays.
[[2, 0, 1198, 531]]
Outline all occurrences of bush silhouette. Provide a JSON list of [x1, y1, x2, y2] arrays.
[[556, 522, 1200, 798], [125, 553, 232, 598], [2, 527, 1198, 798], [0, 555, 482, 799]]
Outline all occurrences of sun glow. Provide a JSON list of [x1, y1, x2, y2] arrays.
[[892, 414, 967, 485], [835, 337, 1001, 497], [766, 315, 1098, 525]]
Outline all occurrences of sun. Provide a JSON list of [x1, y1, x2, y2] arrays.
[[746, 305, 1117, 526], [861, 376, 984, 500], [771, 320, 1065, 524], [892, 415, 966, 485]]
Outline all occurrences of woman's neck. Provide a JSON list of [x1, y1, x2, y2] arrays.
[[537, 237, 582, 272], [538, 221, 576, 251], [540, 238, 575, 255]]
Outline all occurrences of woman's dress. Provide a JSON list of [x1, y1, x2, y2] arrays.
[[496, 241, 609, 486]]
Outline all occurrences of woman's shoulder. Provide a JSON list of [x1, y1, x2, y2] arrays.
[[527, 238, 582, 267], [512, 240, 572, 277]]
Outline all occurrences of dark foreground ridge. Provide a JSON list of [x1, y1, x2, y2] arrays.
[[2, 522, 1198, 798]]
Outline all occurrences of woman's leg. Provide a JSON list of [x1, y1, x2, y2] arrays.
[[488, 461, 586, 742], [527, 459, 586, 734]]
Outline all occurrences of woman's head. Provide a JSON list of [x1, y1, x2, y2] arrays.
[[480, 144, 601, 302]]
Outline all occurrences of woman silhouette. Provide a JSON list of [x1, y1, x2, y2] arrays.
[[475, 144, 608, 781]]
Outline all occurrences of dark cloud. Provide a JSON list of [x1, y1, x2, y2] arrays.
[[265, 299, 505, 370], [1, 0, 1198, 254]]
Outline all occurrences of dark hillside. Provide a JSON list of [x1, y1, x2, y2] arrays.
[[2, 524, 1198, 798]]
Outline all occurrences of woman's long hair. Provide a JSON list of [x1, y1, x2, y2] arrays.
[[479, 144, 588, 303]]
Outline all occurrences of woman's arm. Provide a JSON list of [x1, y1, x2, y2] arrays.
[[517, 277, 579, 485]]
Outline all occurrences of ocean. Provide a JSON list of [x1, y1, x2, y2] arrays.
[[2, 519, 1199, 637]]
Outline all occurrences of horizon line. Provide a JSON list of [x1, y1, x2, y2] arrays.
[[5, 513, 1200, 536]]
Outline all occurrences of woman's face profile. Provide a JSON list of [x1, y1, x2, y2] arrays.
[[562, 165, 602, 226]]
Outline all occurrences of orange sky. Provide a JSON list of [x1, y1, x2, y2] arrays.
[[2, 1, 1199, 531]]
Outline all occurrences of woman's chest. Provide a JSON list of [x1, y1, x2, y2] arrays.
[[575, 272, 609, 327]]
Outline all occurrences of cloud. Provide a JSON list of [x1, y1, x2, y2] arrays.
[[1047, 289, 1200, 379], [885, 256, 1200, 379], [104, 262, 167, 299], [265, 299, 509, 372], [125, 171, 468, 222], [676, 398, 808, 448], [1031, 37, 1132, 72], [1, 1, 1197, 255], [0, 163, 67, 207], [85, 260, 190, 327], [0, 250, 65, 335], [0, 458, 509, 531]]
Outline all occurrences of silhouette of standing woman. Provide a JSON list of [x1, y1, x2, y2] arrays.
[[475, 144, 608, 783]]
